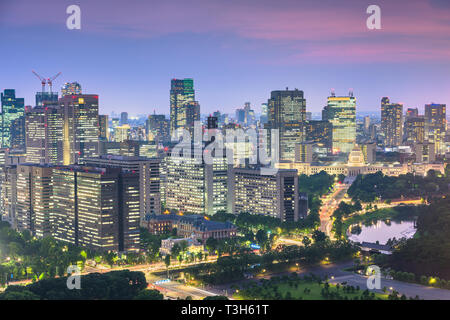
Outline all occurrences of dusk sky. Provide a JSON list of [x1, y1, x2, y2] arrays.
[[1, 0, 449, 116]]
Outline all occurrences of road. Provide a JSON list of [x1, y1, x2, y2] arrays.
[[320, 180, 353, 236]]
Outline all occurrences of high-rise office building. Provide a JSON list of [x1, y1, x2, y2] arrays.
[[99, 114, 109, 141], [114, 124, 131, 142], [359, 142, 376, 164], [59, 94, 100, 164], [146, 114, 170, 143], [10, 115, 26, 151], [305, 120, 333, 152], [406, 108, 419, 118], [404, 116, 425, 145], [295, 142, 314, 163], [165, 147, 231, 215], [170, 78, 198, 139], [120, 112, 128, 125], [381, 97, 403, 148], [1, 89, 25, 148], [82, 155, 161, 224], [414, 142, 436, 163], [25, 105, 64, 164], [61, 82, 82, 97], [425, 103, 446, 154], [229, 168, 299, 222], [52, 166, 140, 252], [267, 88, 307, 161], [322, 92, 356, 154]]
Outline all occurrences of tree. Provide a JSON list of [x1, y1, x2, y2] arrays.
[[312, 230, 327, 243], [134, 289, 164, 300], [255, 229, 268, 246], [205, 237, 218, 255], [302, 236, 311, 247]]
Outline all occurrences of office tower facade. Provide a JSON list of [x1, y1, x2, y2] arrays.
[[295, 142, 314, 163], [25, 105, 64, 164], [267, 88, 307, 161], [1, 89, 25, 148], [359, 142, 376, 164], [363, 116, 370, 133], [15, 164, 53, 237], [114, 124, 130, 142], [229, 168, 299, 222], [425, 103, 446, 154], [381, 97, 403, 147], [99, 114, 109, 141], [305, 120, 333, 152], [323, 92, 356, 154], [82, 155, 161, 223], [52, 166, 140, 252], [404, 116, 425, 145], [170, 78, 197, 139], [61, 82, 82, 97], [146, 114, 170, 143], [36, 92, 58, 107], [120, 112, 128, 125], [10, 115, 26, 151], [59, 95, 100, 164], [414, 142, 436, 163], [165, 149, 231, 215]]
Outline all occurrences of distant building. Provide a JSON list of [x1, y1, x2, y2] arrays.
[[404, 116, 425, 146], [381, 97, 403, 147], [114, 124, 131, 142], [61, 82, 82, 97], [414, 142, 436, 163], [99, 114, 109, 141], [425, 103, 446, 154], [170, 78, 198, 139], [295, 142, 314, 163], [120, 112, 128, 125], [305, 120, 333, 153], [146, 114, 170, 144], [160, 236, 204, 256], [35, 92, 58, 107]]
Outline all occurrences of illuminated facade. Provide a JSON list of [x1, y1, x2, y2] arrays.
[[1, 89, 25, 148], [323, 93, 356, 154], [114, 124, 131, 142], [59, 95, 100, 164], [170, 78, 198, 139], [146, 114, 170, 143], [61, 82, 82, 97], [82, 155, 161, 225], [404, 116, 425, 145], [165, 149, 231, 215], [229, 168, 299, 222], [99, 114, 109, 141], [267, 88, 306, 161], [25, 105, 64, 164], [381, 97, 403, 147], [425, 103, 446, 154]]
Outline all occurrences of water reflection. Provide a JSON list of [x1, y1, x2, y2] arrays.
[[348, 220, 416, 245]]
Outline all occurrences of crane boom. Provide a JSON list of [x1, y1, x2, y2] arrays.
[[32, 70, 46, 92], [47, 72, 62, 93]]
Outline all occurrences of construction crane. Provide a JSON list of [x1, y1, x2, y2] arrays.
[[31, 71, 62, 93], [47, 72, 61, 94], [32, 70, 46, 92]]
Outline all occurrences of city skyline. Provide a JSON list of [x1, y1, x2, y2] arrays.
[[1, 0, 449, 115]]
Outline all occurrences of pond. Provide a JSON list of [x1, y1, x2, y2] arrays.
[[348, 220, 416, 245]]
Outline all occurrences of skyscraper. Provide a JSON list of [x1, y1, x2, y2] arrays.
[[25, 105, 64, 164], [120, 112, 128, 125], [169, 78, 197, 139], [425, 103, 446, 154], [146, 114, 170, 143], [35, 92, 58, 107], [404, 116, 425, 145], [267, 88, 306, 161], [323, 92, 356, 154], [59, 94, 100, 164], [1, 89, 25, 148], [61, 82, 82, 97], [381, 97, 403, 147], [99, 114, 110, 141]]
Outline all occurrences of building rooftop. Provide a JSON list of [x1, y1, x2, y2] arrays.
[[147, 214, 236, 231]]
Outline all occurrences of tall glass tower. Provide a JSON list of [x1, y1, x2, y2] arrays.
[[323, 92, 356, 154], [1, 89, 25, 148], [169, 78, 197, 139]]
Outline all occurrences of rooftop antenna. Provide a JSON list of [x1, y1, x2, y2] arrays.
[[331, 88, 336, 97], [349, 88, 354, 97]]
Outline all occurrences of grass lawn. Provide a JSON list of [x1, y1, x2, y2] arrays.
[[234, 279, 388, 300]]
